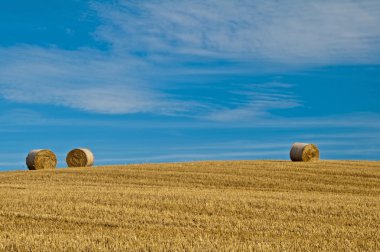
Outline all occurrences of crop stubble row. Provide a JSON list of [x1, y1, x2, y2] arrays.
[[0, 160, 379, 251]]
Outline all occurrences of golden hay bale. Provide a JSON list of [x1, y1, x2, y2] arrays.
[[290, 142, 320, 162], [26, 149, 57, 170], [66, 148, 94, 167]]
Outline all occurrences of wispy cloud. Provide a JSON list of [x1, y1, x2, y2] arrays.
[[205, 82, 299, 121], [0, 0, 379, 118], [81, 129, 380, 164], [0, 46, 188, 115], [0, 45, 298, 118], [95, 0, 380, 65]]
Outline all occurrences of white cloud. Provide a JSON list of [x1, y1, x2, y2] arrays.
[[95, 0, 380, 65], [0, 0, 379, 117], [204, 82, 299, 121], [0, 46, 187, 115], [0, 45, 298, 117]]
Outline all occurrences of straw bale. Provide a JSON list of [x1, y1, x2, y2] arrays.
[[290, 142, 320, 162], [66, 148, 94, 167], [26, 149, 57, 170]]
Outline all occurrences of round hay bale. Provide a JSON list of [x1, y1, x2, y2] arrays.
[[26, 149, 57, 170], [66, 148, 94, 167], [290, 142, 320, 162]]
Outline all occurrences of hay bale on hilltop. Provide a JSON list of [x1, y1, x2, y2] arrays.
[[290, 143, 320, 162], [26, 149, 57, 170], [66, 148, 94, 167]]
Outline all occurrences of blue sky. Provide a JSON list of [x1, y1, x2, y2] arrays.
[[1, 0, 380, 171]]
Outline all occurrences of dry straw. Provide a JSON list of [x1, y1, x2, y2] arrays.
[[66, 148, 94, 167], [26, 149, 57, 170], [290, 142, 320, 162]]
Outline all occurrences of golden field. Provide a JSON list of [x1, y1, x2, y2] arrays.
[[0, 160, 379, 251]]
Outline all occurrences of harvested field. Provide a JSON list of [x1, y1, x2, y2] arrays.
[[0, 160, 379, 251]]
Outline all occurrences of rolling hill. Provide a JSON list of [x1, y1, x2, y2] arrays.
[[0, 161, 379, 251]]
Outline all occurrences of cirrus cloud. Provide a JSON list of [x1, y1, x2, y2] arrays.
[[0, 0, 379, 117]]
